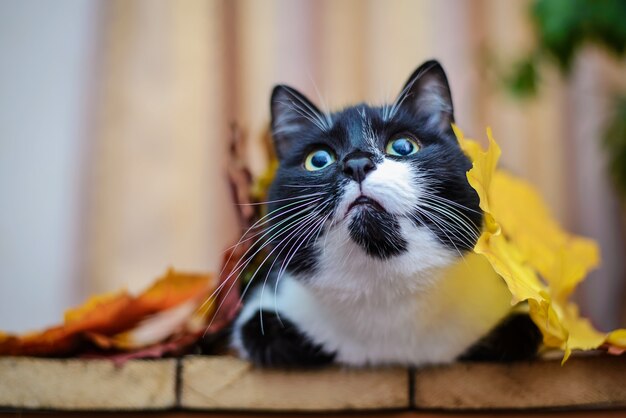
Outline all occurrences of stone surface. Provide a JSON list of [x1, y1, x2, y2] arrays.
[[0, 357, 177, 410], [413, 354, 626, 410], [181, 356, 409, 411]]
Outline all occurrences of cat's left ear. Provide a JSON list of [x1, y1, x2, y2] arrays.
[[395, 60, 454, 131]]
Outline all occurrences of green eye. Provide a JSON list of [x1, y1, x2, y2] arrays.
[[304, 149, 336, 171], [385, 137, 420, 156]]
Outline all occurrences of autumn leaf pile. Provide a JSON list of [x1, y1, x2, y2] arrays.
[[455, 126, 626, 361]]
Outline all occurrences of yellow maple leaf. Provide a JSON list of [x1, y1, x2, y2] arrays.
[[454, 125, 625, 362], [453, 126, 545, 304]]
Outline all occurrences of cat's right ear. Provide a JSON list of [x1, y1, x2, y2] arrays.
[[394, 60, 454, 132], [270, 85, 329, 159]]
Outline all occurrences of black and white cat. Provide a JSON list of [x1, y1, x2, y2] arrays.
[[231, 60, 541, 367]]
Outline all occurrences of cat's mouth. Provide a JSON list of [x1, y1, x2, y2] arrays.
[[346, 195, 386, 215]]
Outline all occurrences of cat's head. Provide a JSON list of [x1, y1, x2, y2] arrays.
[[266, 60, 481, 291]]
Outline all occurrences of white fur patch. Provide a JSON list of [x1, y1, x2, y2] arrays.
[[312, 217, 454, 299], [335, 157, 420, 219], [235, 259, 511, 366]]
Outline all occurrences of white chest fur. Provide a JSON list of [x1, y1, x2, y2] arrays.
[[233, 226, 512, 367]]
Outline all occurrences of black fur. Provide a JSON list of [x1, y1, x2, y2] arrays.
[[348, 206, 408, 258], [240, 310, 335, 368], [459, 313, 542, 362]]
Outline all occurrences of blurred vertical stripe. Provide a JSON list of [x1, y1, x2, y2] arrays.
[[86, 0, 237, 293]]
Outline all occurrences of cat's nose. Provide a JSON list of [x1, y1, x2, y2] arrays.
[[342, 155, 375, 183]]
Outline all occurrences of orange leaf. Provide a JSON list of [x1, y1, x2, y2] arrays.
[[0, 292, 132, 356], [133, 268, 213, 314], [88, 298, 202, 350], [0, 269, 215, 357], [63, 292, 134, 335]]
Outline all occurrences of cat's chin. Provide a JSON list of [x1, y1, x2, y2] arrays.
[[347, 206, 409, 259]]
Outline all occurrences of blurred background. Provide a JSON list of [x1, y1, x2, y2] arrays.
[[1, 0, 625, 333]]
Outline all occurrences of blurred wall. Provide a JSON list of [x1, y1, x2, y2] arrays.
[[0, 1, 99, 331], [85, 0, 238, 295], [1, 0, 624, 332]]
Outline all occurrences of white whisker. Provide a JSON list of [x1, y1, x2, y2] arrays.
[[200, 197, 325, 322]]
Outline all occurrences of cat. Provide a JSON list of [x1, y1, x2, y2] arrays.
[[230, 60, 542, 367]]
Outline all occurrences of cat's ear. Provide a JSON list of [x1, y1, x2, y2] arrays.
[[394, 60, 454, 131], [270, 85, 329, 159]]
